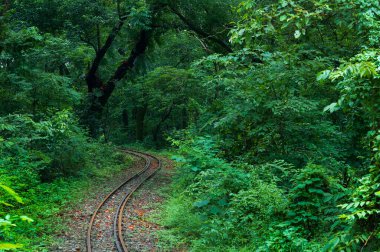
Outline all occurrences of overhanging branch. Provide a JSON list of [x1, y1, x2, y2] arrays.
[[168, 5, 232, 53], [86, 17, 127, 92], [99, 30, 150, 106]]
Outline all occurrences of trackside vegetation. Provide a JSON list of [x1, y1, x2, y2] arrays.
[[1, 0, 380, 251]]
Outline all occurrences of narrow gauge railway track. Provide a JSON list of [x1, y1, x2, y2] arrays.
[[86, 150, 161, 252]]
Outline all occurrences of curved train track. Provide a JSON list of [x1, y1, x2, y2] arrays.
[[86, 150, 161, 252]]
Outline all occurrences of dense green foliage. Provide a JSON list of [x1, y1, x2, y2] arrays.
[[156, 0, 380, 251], [1, 0, 380, 251], [0, 2, 130, 249]]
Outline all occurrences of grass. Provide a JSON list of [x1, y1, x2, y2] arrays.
[[8, 147, 134, 251]]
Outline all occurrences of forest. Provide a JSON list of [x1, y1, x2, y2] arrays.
[[1, 0, 380, 251]]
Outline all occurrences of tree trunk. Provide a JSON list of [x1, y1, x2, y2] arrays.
[[181, 107, 188, 129], [122, 109, 129, 128], [153, 103, 174, 142], [136, 105, 147, 141], [84, 29, 150, 136]]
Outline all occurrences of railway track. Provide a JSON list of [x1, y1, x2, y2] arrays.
[[86, 150, 161, 252]]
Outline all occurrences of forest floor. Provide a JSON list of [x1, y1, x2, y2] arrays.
[[48, 152, 175, 252], [121, 156, 175, 251]]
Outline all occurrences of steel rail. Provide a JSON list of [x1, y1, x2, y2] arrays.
[[86, 149, 161, 252], [114, 151, 162, 252]]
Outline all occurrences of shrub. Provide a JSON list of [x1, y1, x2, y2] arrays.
[[160, 136, 289, 250]]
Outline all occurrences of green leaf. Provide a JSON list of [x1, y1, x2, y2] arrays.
[[0, 185, 23, 204], [217, 199, 228, 206], [20, 216, 34, 223], [322, 237, 340, 252], [210, 205, 221, 215], [317, 70, 331, 82], [0, 201, 13, 207], [194, 200, 210, 208], [323, 103, 339, 113], [358, 62, 377, 78], [191, 167, 200, 172], [0, 243, 23, 249], [280, 15, 287, 22], [294, 30, 301, 39], [308, 188, 325, 195]]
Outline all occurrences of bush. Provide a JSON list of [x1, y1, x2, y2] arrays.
[[0, 184, 33, 250], [261, 164, 346, 251], [0, 110, 93, 186], [159, 136, 289, 250]]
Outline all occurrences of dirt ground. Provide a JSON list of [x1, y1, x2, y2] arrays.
[[49, 154, 174, 252]]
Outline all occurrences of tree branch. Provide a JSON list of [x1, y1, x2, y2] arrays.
[[99, 30, 150, 106], [96, 24, 101, 50], [153, 102, 175, 141], [191, 32, 213, 53], [168, 5, 232, 53], [86, 17, 127, 92], [79, 35, 98, 52]]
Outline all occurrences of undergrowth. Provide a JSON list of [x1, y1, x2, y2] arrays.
[[0, 111, 133, 251], [154, 136, 348, 251], [10, 146, 132, 251]]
